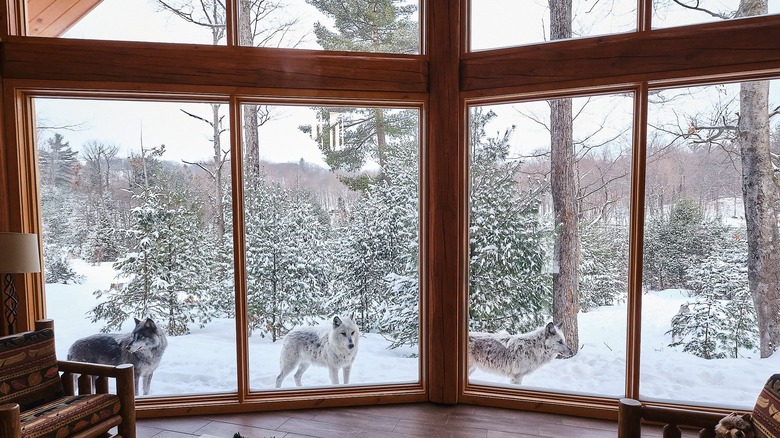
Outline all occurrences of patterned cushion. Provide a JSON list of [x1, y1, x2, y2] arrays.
[[0, 328, 65, 410], [20, 394, 121, 438], [752, 374, 780, 438]]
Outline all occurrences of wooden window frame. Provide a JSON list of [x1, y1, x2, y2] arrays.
[[1, 0, 780, 420]]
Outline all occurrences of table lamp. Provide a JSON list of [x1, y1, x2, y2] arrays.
[[0, 232, 41, 334]]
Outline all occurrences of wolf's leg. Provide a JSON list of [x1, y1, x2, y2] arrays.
[[294, 363, 311, 386], [142, 373, 153, 395], [275, 358, 297, 388], [328, 366, 339, 385], [342, 365, 352, 385], [133, 374, 140, 396], [509, 374, 524, 385]]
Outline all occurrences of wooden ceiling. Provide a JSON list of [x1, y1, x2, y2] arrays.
[[26, 0, 102, 37]]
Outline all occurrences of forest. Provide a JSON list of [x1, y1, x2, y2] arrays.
[[35, 0, 780, 368]]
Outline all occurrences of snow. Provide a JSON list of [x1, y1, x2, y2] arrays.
[[46, 260, 778, 410]]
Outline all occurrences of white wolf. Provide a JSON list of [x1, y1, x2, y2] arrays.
[[275, 315, 359, 388], [468, 322, 574, 385]]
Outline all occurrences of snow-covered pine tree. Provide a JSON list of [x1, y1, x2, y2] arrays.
[[244, 172, 329, 341], [668, 292, 727, 359], [643, 199, 718, 290], [579, 224, 628, 311], [39, 184, 83, 284], [468, 108, 551, 334], [327, 187, 399, 333], [372, 138, 420, 348], [90, 146, 221, 336], [686, 226, 757, 358]]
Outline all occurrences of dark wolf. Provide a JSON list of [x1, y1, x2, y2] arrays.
[[67, 317, 168, 395], [468, 322, 574, 385]]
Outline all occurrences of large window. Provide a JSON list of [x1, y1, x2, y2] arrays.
[[641, 79, 780, 409], [35, 98, 236, 397], [4, 0, 780, 419], [467, 93, 633, 398], [241, 103, 421, 391], [27, 0, 421, 53]]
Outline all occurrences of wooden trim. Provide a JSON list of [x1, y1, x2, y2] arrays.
[[426, 0, 461, 405], [461, 15, 780, 96], [459, 390, 618, 421], [1, 37, 428, 93], [625, 83, 648, 400]]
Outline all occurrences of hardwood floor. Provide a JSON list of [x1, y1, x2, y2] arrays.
[[135, 402, 685, 437]]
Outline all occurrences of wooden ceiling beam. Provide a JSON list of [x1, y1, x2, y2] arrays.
[[26, 0, 102, 37]]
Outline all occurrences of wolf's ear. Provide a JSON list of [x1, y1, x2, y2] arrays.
[[546, 322, 556, 335], [333, 316, 342, 328], [134, 317, 141, 325], [741, 412, 752, 422], [145, 318, 155, 328]]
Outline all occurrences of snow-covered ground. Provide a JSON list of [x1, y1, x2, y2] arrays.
[[46, 260, 779, 410]]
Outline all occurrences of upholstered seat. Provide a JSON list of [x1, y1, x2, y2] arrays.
[[0, 320, 135, 438]]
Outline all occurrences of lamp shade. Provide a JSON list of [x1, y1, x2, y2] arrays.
[[0, 232, 41, 273]]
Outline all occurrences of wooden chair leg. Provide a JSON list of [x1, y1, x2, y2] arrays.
[[619, 398, 642, 438], [0, 403, 22, 438]]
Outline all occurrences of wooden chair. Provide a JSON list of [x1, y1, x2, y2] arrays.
[[0, 319, 136, 438], [618, 374, 780, 438]]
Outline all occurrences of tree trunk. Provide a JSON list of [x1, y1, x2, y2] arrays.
[[211, 103, 226, 237], [239, 0, 261, 182], [549, 0, 579, 353], [736, 0, 779, 358], [739, 80, 780, 357]]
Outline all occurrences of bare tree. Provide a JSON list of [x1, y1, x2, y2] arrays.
[[82, 140, 120, 195], [661, 0, 780, 358], [549, 0, 580, 353], [156, 0, 304, 231]]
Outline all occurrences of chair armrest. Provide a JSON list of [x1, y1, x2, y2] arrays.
[[0, 403, 22, 438], [619, 397, 730, 438], [58, 360, 132, 378]]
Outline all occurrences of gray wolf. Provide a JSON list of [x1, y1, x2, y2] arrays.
[[67, 317, 168, 396], [468, 322, 574, 385], [275, 315, 359, 388], [715, 412, 754, 438]]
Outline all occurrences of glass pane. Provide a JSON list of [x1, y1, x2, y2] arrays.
[[642, 79, 780, 409], [470, 0, 636, 51], [467, 94, 633, 397], [35, 98, 235, 397], [238, 0, 421, 53], [243, 104, 421, 390], [28, 0, 421, 53], [653, 0, 780, 29], [30, 0, 223, 44]]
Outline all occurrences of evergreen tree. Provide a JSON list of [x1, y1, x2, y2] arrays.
[[373, 139, 420, 348], [579, 224, 628, 311], [39, 182, 83, 284], [87, 192, 123, 263], [306, 0, 418, 54], [90, 148, 220, 336], [669, 293, 727, 359], [244, 172, 330, 341], [643, 199, 717, 290], [468, 108, 551, 334], [327, 190, 394, 332], [39, 133, 79, 188], [301, 1, 418, 187], [685, 227, 758, 357]]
